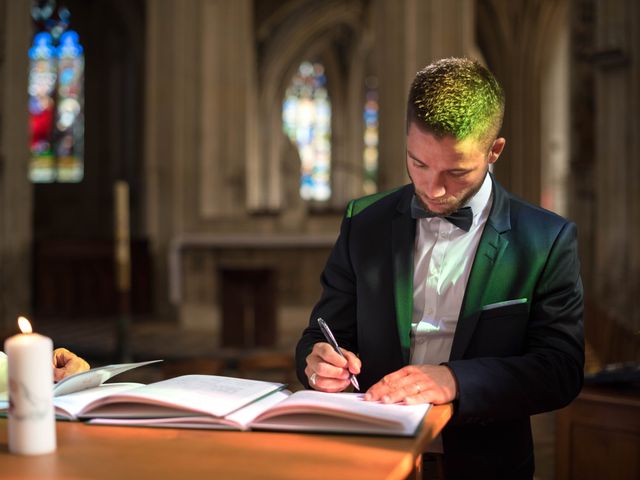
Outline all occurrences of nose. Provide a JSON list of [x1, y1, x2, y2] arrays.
[[423, 173, 446, 199]]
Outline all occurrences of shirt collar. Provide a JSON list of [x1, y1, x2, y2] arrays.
[[464, 172, 493, 224]]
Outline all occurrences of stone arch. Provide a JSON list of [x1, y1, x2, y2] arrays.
[[248, 0, 368, 212]]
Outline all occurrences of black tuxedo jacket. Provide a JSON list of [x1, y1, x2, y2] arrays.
[[296, 175, 584, 479]]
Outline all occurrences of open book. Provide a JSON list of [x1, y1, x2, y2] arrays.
[[55, 375, 430, 437], [53, 359, 163, 396], [0, 359, 161, 407]]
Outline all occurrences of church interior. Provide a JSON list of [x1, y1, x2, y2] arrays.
[[0, 0, 638, 478]]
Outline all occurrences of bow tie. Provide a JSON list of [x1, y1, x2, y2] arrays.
[[410, 195, 473, 232]]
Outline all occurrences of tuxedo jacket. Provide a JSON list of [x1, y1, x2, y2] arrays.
[[296, 175, 584, 479]]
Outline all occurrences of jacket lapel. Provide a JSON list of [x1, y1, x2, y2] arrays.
[[392, 188, 416, 364], [449, 175, 511, 361]]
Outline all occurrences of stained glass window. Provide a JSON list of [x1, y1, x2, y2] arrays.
[[29, 2, 84, 183], [282, 61, 331, 201], [363, 76, 379, 195]]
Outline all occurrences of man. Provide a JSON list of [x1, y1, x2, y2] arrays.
[[0, 348, 90, 396], [296, 57, 584, 479]]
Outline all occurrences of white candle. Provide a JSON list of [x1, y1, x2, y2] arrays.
[[4, 316, 56, 455], [114, 180, 131, 293]]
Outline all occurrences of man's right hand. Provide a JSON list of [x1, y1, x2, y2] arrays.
[[304, 342, 361, 392]]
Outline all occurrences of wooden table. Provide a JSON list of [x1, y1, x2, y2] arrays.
[[0, 404, 452, 480]]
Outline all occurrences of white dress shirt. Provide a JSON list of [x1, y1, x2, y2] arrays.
[[410, 173, 493, 366], [410, 173, 493, 453]]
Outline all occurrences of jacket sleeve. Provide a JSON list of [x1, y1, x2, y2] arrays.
[[446, 221, 585, 425], [295, 206, 358, 388]]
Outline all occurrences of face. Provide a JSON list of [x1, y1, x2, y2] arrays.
[[406, 123, 505, 216]]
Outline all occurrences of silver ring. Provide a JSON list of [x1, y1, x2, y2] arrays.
[[310, 373, 317, 386], [415, 384, 422, 393]]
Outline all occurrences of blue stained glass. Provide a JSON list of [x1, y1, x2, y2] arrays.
[[28, 6, 84, 183], [282, 61, 332, 201], [29, 32, 56, 60], [57, 30, 83, 58], [364, 109, 377, 124], [363, 80, 379, 195]]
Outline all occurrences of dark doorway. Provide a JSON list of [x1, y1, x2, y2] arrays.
[[220, 268, 277, 348]]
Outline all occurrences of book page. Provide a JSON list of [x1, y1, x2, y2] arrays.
[[53, 360, 162, 397], [252, 391, 430, 436], [225, 389, 290, 427], [87, 416, 243, 430], [81, 375, 284, 419], [54, 383, 142, 420], [84, 390, 291, 430]]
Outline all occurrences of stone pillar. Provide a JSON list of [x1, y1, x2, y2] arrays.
[[145, 0, 183, 318], [568, 0, 597, 293], [477, 0, 569, 205], [200, 0, 257, 218], [372, 0, 477, 190], [591, 0, 640, 359], [145, 0, 257, 320], [0, 0, 31, 330], [540, 11, 570, 217]]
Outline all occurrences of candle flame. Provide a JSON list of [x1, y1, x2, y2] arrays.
[[17, 316, 33, 334]]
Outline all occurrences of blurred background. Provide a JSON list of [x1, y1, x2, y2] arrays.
[[0, 1, 638, 478]]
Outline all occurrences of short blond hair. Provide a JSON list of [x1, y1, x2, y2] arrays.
[[406, 57, 505, 148]]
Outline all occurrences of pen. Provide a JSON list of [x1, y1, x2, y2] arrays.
[[317, 317, 360, 391]]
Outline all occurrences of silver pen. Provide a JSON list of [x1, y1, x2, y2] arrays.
[[317, 317, 360, 391]]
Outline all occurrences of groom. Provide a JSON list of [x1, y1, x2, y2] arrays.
[[296, 57, 584, 479]]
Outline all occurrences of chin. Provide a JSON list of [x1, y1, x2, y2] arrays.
[[432, 206, 459, 216], [421, 198, 458, 216]]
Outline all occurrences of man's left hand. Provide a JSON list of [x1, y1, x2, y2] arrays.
[[364, 364, 457, 405], [53, 348, 90, 382]]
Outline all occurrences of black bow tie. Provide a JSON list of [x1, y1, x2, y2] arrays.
[[410, 195, 473, 232]]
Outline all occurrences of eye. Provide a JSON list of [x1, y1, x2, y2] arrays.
[[412, 159, 426, 168], [449, 170, 469, 178]]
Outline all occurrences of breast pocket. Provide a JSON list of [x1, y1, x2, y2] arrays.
[[467, 302, 529, 357]]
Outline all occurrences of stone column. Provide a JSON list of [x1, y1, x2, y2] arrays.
[[568, 0, 597, 293], [372, 0, 477, 190], [200, 0, 257, 218], [145, 0, 257, 320], [0, 0, 31, 330], [477, 0, 569, 205], [145, 0, 182, 318], [591, 0, 640, 359]]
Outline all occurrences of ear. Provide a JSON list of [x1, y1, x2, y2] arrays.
[[487, 137, 506, 164]]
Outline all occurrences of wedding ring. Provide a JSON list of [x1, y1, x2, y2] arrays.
[[310, 373, 318, 386], [415, 384, 422, 394]]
